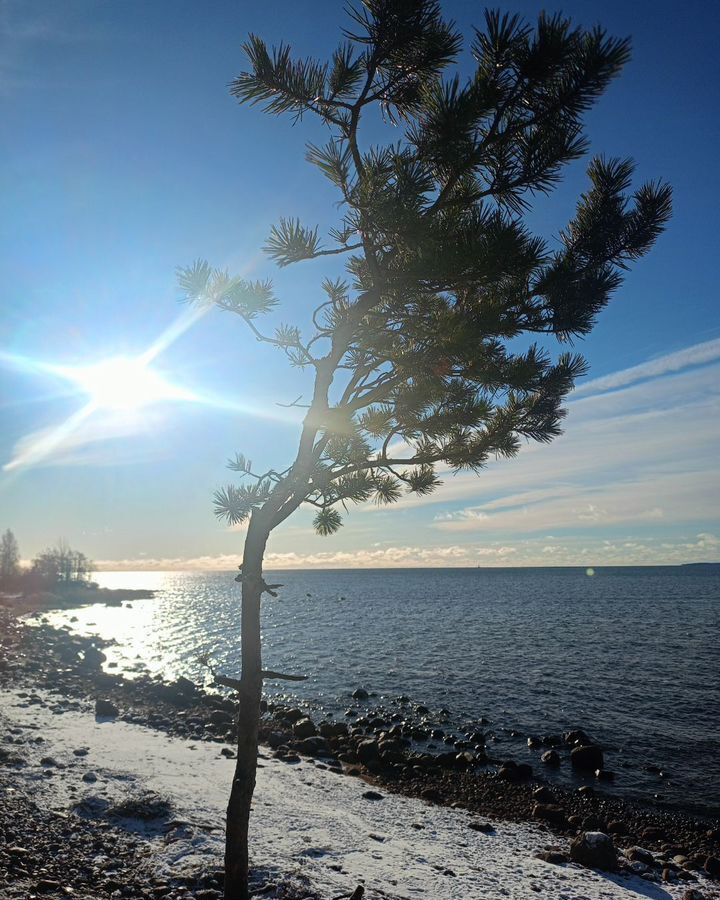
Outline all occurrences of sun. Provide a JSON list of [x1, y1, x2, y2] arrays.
[[64, 356, 189, 411]]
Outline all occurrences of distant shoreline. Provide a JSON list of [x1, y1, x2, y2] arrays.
[[0, 585, 155, 614], [88, 562, 720, 574]]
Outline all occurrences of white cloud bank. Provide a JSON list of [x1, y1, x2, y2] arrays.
[[95, 532, 718, 570]]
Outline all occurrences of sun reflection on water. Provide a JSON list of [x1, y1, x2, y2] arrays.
[[43, 571, 179, 679]]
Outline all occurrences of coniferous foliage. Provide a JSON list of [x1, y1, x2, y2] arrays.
[[182, 4, 671, 538], [179, 5, 671, 897]]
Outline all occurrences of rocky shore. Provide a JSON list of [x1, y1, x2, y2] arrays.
[[0, 585, 155, 615], [1, 604, 719, 899]]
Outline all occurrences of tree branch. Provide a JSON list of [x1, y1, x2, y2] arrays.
[[261, 669, 309, 681]]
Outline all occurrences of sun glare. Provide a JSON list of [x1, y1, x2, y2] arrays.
[[65, 357, 188, 411]]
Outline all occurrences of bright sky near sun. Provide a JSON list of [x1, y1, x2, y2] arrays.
[[1, 0, 718, 569]]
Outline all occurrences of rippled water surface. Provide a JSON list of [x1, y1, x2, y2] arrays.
[[47, 566, 720, 818]]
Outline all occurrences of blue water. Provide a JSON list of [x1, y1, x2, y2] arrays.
[[47, 566, 720, 818]]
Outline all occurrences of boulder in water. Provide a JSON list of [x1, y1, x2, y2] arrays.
[[564, 729, 593, 747], [542, 749, 561, 766], [571, 744, 604, 771]]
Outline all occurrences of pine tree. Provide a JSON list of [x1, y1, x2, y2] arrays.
[[0, 529, 20, 586], [179, 4, 671, 897]]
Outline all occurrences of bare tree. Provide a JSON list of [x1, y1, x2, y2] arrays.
[[32, 539, 93, 585], [0, 529, 20, 587]]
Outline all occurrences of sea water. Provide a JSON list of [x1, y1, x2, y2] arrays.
[[46, 566, 720, 818]]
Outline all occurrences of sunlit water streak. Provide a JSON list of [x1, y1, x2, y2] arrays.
[[44, 566, 720, 818]]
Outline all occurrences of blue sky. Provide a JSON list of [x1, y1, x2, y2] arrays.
[[1, 0, 718, 569]]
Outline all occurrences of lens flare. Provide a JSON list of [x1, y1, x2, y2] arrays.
[[62, 357, 192, 411]]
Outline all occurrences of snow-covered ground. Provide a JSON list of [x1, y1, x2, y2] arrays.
[[0, 688, 714, 900]]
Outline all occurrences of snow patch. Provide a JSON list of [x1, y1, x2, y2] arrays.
[[0, 689, 712, 899]]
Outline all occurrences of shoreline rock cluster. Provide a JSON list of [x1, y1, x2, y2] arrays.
[[0, 586, 155, 615], [1, 605, 719, 898]]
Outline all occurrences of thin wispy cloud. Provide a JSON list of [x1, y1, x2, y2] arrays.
[[571, 337, 720, 397], [363, 339, 720, 541], [0, 0, 108, 95]]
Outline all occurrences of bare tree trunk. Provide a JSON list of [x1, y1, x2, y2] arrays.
[[224, 514, 269, 900]]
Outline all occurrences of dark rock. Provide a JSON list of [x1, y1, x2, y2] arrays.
[[532, 804, 568, 827], [95, 698, 119, 718], [267, 731, 290, 749], [535, 850, 567, 865], [209, 710, 233, 726], [468, 820, 495, 833], [682, 890, 705, 900], [292, 718, 317, 739], [454, 751, 477, 768], [80, 646, 106, 668], [625, 847, 655, 866], [356, 739, 379, 764], [541, 749, 561, 766], [527, 736, 542, 749], [295, 736, 330, 757], [352, 688, 369, 700], [570, 744, 604, 771], [532, 786, 554, 803], [570, 832, 617, 871], [564, 729, 593, 747], [362, 790, 384, 801], [108, 792, 171, 820], [704, 856, 720, 878], [82, 771, 98, 783], [378, 739, 406, 765], [319, 721, 348, 738], [606, 819, 627, 834], [173, 675, 197, 694], [642, 827, 666, 843], [498, 761, 533, 782]]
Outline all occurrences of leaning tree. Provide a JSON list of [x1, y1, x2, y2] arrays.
[[178, 3, 671, 896]]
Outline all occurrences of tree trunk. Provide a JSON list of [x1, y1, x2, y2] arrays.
[[223, 514, 269, 900]]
